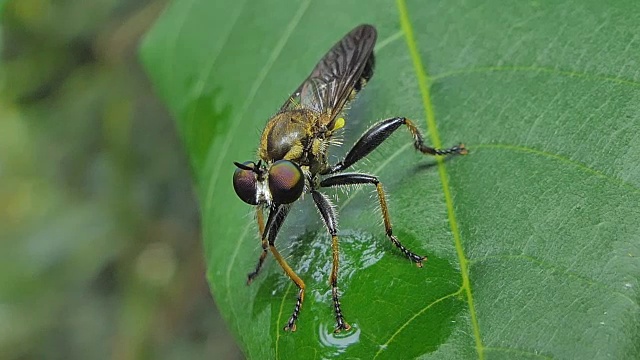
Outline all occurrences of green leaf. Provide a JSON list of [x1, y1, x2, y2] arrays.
[[140, 0, 640, 358]]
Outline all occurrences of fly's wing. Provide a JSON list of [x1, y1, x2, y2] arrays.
[[280, 25, 377, 126]]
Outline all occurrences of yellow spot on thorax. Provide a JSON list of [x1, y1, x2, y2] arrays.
[[333, 117, 345, 131]]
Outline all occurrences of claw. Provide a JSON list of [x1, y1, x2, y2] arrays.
[[334, 322, 351, 334], [458, 143, 468, 155]]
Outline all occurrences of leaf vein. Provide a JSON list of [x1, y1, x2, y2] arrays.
[[396, 1, 485, 359], [375, 30, 403, 52], [203, 0, 311, 216], [373, 288, 464, 359], [187, 0, 247, 113], [275, 282, 293, 360], [184, 1, 248, 156], [467, 253, 638, 307], [224, 223, 252, 345], [430, 65, 640, 88], [483, 346, 554, 360], [474, 143, 640, 194], [166, 0, 197, 88]]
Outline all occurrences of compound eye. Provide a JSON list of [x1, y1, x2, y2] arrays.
[[268, 160, 304, 204], [233, 161, 258, 205]]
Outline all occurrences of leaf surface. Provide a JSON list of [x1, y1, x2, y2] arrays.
[[140, 0, 640, 358]]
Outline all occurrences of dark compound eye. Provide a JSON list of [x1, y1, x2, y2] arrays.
[[268, 160, 304, 204], [233, 161, 258, 205]]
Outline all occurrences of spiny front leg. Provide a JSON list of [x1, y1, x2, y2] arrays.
[[312, 190, 350, 332], [260, 204, 306, 331], [320, 173, 427, 266], [247, 206, 268, 284], [270, 244, 306, 331]]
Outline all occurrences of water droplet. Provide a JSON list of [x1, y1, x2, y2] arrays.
[[318, 321, 361, 355]]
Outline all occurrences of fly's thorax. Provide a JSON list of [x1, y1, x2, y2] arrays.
[[259, 109, 318, 162]]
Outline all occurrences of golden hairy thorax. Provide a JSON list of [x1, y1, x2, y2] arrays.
[[259, 108, 343, 173]]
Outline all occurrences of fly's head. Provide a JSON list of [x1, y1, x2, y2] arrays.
[[232, 159, 305, 206]]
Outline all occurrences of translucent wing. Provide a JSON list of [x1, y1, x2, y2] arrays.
[[280, 25, 377, 125]]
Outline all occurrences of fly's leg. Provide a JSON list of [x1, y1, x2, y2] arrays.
[[270, 247, 305, 332], [312, 190, 350, 333], [261, 204, 306, 331], [322, 117, 466, 174], [321, 174, 426, 266], [247, 206, 268, 285]]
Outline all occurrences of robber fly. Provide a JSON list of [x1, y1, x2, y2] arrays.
[[232, 24, 467, 333]]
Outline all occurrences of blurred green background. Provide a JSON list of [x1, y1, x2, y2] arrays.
[[0, 0, 242, 358]]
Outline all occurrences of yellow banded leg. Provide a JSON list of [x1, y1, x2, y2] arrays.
[[323, 117, 466, 174], [375, 182, 426, 266], [270, 244, 305, 331], [311, 190, 351, 332], [330, 235, 350, 332], [247, 207, 268, 285], [401, 118, 467, 156], [320, 174, 427, 266]]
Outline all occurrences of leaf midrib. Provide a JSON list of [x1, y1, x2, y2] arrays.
[[397, 1, 485, 359], [192, 2, 640, 358], [146, 0, 640, 356], [206, 1, 487, 356]]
